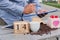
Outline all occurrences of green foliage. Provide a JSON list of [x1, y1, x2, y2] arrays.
[[43, 2, 60, 8]]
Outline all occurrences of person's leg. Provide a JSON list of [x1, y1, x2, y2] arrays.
[[0, 9, 17, 29]]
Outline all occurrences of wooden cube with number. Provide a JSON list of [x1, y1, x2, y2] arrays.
[[14, 21, 30, 34], [32, 17, 45, 24]]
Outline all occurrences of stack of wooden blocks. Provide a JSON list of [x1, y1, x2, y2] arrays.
[[32, 17, 45, 24]]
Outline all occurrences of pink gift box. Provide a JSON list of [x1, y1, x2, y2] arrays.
[[47, 15, 60, 28]]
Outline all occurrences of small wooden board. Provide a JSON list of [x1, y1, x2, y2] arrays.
[[14, 21, 30, 34]]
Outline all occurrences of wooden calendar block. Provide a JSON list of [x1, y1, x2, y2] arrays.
[[14, 21, 30, 34], [32, 17, 45, 24]]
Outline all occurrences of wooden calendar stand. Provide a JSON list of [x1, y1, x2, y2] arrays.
[[14, 21, 30, 34]]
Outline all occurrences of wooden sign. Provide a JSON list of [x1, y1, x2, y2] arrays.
[[14, 21, 30, 34]]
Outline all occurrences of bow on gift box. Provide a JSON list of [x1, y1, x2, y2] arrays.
[[50, 15, 58, 18]]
